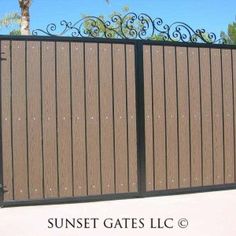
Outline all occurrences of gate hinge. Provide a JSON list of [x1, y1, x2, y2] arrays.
[[0, 184, 8, 194]]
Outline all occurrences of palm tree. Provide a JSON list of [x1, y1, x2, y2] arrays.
[[18, 0, 109, 35], [0, 12, 21, 35], [18, 0, 31, 35]]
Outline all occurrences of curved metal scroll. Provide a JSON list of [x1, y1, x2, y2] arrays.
[[32, 12, 225, 44]]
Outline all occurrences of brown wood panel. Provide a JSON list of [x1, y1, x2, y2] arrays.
[[176, 47, 191, 188], [151, 46, 166, 190], [126, 44, 138, 192], [12, 41, 28, 200], [113, 43, 128, 193], [188, 47, 202, 187], [42, 42, 58, 198], [199, 48, 213, 186], [71, 42, 87, 196], [3, 38, 236, 205], [99, 43, 115, 194], [85, 43, 101, 195], [27, 41, 43, 199], [233, 49, 236, 184], [222, 49, 235, 183], [164, 46, 178, 189], [143, 45, 154, 191], [56, 42, 73, 197], [211, 49, 224, 185], [1, 41, 13, 200]]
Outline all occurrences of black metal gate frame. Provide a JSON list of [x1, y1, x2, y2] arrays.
[[0, 35, 236, 207]]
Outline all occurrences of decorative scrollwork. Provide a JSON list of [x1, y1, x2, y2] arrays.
[[32, 12, 226, 44]]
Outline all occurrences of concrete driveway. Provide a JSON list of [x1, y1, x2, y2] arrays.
[[0, 189, 235, 236]]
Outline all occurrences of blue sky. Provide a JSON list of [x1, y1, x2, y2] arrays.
[[0, 0, 236, 36]]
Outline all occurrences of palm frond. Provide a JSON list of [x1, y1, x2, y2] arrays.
[[0, 12, 21, 28]]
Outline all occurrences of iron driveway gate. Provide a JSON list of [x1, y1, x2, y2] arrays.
[[1, 14, 236, 207], [0, 37, 141, 207]]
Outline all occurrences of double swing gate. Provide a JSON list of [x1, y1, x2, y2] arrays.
[[0, 33, 236, 206]]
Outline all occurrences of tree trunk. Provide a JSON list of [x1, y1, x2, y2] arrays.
[[19, 0, 31, 35]]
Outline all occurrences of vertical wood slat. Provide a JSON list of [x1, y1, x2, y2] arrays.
[[211, 49, 224, 185], [12, 41, 28, 200], [199, 48, 213, 186], [27, 41, 43, 199], [85, 43, 101, 195], [56, 42, 73, 197], [232, 49, 236, 183], [143, 45, 154, 191], [1, 41, 13, 200], [42, 42, 58, 198], [126, 44, 138, 192], [151, 46, 166, 190], [99, 43, 115, 194], [188, 47, 202, 187], [113, 44, 128, 193], [71, 42, 87, 196], [176, 47, 191, 188], [164, 46, 179, 189], [222, 49, 235, 183]]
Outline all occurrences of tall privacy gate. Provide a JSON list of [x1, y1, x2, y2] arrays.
[[0, 14, 236, 206]]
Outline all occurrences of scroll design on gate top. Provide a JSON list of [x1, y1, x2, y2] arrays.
[[32, 12, 226, 44]]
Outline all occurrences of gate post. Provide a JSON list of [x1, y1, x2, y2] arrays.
[[0, 41, 3, 205], [135, 41, 146, 195]]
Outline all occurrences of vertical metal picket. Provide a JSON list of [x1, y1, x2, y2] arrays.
[[135, 41, 146, 195]]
